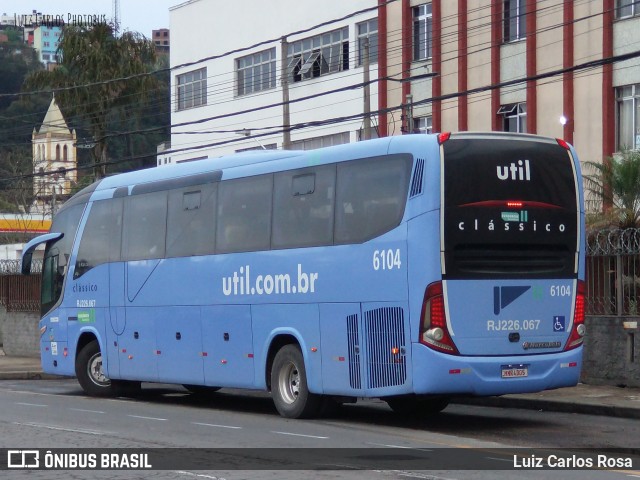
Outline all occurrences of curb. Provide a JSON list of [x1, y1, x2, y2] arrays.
[[452, 396, 640, 420], [0, 372, 63, 381]]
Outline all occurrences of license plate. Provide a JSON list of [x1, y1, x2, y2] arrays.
[[501, 365, 528, 378]]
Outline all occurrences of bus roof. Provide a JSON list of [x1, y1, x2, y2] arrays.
[[94, 137, 401, 193]]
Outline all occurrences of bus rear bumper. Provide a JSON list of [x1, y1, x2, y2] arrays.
[[410, 344, 582, 396]]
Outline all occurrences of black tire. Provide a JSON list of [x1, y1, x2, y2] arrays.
[[75, 340, 115, 397], [386, 395, 450, 417], [271, 344, 322, 419]]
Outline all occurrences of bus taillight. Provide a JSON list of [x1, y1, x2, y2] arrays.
[[420, 281, 459, 355], [438, 132, 451, 144], [564, 280, 586, 351]]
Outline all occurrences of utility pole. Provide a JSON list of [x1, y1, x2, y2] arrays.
[[112, 0, 120, 35], [281, 37, 292, 150], [362, 38, 372, 141], [405, 94, 414, 134]]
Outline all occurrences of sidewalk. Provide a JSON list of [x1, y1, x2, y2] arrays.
[[1, 348, 639, 418]]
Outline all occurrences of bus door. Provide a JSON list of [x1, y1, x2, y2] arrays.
[[440, 135, 581, 358], [319, 303, 364, 396], [118, 192, 165, 382], [201, 305, 253, 388]]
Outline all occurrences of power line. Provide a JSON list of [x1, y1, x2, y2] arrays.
[[3, 46, 638, 185]]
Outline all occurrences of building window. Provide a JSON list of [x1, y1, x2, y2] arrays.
[[63, 145, 68, 161], [504, 0, 526, 42], [413, 4, 432, 61], [235, 144, 277, 153], [616, 0, 640, 18], [236, 48, 276, 96], [499, 103, 527, 133], [357, 18, 378, 66], [44, 41, 50, 47], [415, 116, 432, 134], [176, 68, 207, 111], [616, 84, 640, 150], [287, 27, 349, 83], [290, 132, 350, 150]]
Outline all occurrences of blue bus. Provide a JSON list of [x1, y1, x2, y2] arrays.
[[22, 133, 585, 418]]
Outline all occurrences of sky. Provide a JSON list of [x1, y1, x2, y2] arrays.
[[1, 0, 179, 37]]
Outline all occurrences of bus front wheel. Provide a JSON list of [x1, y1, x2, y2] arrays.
[[271, 344, 322, 419], [76, 340, 113, 397]]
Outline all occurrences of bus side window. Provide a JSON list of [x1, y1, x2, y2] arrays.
[[335, 155, 412, 244], [123, 191, 168, 261], [216, 175, 272, 254], [74, 199, 123, 279], [166, 184, 217, 258], [272, 164, 335, 249]]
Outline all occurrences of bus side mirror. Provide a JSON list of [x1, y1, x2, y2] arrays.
[[21, 232, 63, 275]]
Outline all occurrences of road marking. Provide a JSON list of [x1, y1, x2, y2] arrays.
[[176, 472, 224, 480], [366, 442, 432, 451], [376, 472, 457, 480], [69, 408, 106, 414], [15, 402, 47, 407], [271, 431, 328, 439], [192, 422, 241, 430], [486, 456, 513, 463], [127, 415, 167, 421], [13, 421, 111, 436]]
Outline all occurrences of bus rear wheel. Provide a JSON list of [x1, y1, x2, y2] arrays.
[[76, 340, 114, 397], [271, 344, 322, 419]]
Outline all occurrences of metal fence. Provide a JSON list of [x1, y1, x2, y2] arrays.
[[586, 228, 640, 316], [0, 259, 42, 313]]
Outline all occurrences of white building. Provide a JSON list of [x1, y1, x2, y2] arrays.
[[31, 96, 78, 214], [167, 0, 379, 163]]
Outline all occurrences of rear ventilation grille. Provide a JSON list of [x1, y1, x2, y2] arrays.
[[409, 158, 425, 197], [447, 244, 572, 278], [346, 314, 362, 389], [363, 307, 407, 389]]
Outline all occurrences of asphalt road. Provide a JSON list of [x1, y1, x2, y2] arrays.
[[1, 379, 639, 480]]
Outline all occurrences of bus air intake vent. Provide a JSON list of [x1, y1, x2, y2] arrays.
[[449, 244, 572, 277], [363, 307, 407, 389], [346, 314, 362, 390], [409, 158, 425, 197]]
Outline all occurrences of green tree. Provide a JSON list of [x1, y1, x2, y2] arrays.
[[25, 23, 162, 179], [583, 149, 640, 228]]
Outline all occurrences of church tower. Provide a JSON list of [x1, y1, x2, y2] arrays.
[[32, 95, 77, 214]]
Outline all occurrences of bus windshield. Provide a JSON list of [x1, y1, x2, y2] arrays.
[[442, 136, 579, 279], [40, 203, 85, 316]]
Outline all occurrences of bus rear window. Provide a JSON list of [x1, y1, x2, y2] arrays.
[[442, 137, 579, 279]]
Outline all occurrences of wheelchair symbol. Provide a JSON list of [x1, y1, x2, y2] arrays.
[[553, 316, 565, 332]]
